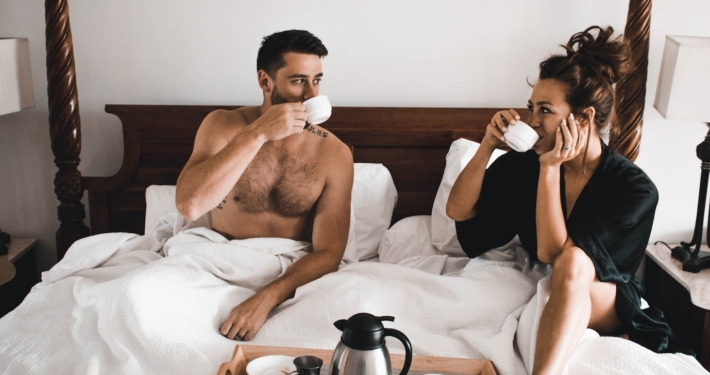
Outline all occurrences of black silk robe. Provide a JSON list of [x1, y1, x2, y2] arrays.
[[455, 142, 692, 355]]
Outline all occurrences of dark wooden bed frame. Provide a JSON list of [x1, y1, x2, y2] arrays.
[[43, 0, 652, 260], [84, 105, 506, 236]]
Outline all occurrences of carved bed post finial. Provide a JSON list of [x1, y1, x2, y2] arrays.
[[45, 0, 90, 260], [611, 0, 652, 161]]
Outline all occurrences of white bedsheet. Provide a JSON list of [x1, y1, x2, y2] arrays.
[[0, 214, 706, 375]]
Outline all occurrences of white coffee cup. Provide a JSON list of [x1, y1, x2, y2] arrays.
[[504, 121, 539, 152], [303, 95, 332, 125], [246, 355, 297, 375]]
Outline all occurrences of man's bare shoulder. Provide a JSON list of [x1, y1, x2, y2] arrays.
[[328, 132, 353, 165], [311, 126, 353, 169], [197, 107, 259, 143], [202, 107, 252, 130]]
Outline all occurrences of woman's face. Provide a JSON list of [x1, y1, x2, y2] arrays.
[[527, 79, 573, 155]]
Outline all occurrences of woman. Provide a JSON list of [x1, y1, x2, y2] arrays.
[[447, 26, 689, 375]]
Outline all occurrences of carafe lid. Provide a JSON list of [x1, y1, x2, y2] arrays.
[[347, 313, 393, 332], [338, 313, 394, 350]]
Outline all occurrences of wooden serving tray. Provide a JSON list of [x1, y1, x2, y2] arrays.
[[216, 345, 497, 375]]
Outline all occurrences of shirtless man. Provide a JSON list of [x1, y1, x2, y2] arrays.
[[175, 30, 353, 341]]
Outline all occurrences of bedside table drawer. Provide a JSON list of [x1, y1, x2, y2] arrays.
[[644, 246, 710, 370], [0, 238, 39, 317]]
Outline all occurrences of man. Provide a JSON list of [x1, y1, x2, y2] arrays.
[[175, 30, 353, 341]]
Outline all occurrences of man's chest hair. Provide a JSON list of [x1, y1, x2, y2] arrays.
[[232, 150, 322, 217]]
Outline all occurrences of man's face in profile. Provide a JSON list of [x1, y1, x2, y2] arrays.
[[268, 52, 323, 105]]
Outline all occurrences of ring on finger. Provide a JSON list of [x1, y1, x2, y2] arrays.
[[562, 145, 571, 151]]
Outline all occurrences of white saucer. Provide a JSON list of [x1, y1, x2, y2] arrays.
[[246, 355, 296, 375]]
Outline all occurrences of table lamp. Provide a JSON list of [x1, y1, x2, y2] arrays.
[[0, 37, 35, 285], [1, 38, 35, 115], [654, 35, 710, 273]]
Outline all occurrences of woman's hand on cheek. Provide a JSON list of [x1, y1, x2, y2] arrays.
[[539, 113, 586, 167]]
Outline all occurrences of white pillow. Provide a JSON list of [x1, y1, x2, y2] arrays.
[[430, 138, 506, 256], [144, 163, 397, 262], [377, 215, 443, 264], [350, 163, 398, 260], [145, 185, 179, 234]]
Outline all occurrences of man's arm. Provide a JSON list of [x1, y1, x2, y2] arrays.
[[220, 143, 354, 341], [176, 104, 308, 220]]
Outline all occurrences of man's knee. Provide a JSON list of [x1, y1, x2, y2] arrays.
[[552, 246, 595, 285]]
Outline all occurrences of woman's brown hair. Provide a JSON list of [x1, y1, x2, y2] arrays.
[[538, 26, 633, 138]]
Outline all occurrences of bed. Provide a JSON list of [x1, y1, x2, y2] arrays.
[[1, 0, 708, 374]]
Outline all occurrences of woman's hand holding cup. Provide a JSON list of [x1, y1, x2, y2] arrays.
[[484, 109, 521, 148], [485, 109, 540, 153]]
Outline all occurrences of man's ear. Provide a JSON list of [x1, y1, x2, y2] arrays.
[[257, 70, 273, 93]]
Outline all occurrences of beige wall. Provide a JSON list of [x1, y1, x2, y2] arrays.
[[1, 0, 709, 272]]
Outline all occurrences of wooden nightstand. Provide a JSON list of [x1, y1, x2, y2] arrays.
[[644, 244, 710, 370], [0, 238, 39, 317]]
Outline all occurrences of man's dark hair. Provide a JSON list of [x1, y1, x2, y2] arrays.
[[257, 30, 328, 78]]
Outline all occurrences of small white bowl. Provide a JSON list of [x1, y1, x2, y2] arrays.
[[246, 355, 297, 375]]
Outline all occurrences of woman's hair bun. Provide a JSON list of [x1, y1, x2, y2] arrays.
[[563, 26, 632, 84]]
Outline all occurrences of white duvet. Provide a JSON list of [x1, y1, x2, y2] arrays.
[[0, 214, 706, 375]]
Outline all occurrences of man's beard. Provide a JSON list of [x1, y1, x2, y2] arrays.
[[270, 85, 311, 129], [270, 85, 289, 105]]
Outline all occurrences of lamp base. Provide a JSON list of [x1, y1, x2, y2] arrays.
[[671, 245, 710, 273], [0, 229, 9, 256]]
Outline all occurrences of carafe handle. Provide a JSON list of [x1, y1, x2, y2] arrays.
[[384, 328, 412, 375]]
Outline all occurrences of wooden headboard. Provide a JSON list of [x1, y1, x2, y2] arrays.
[[82, 105, 514, 235], [44, 1, 652, 259]]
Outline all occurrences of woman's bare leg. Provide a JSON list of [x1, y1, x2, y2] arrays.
[[531, 247, 621, 375]]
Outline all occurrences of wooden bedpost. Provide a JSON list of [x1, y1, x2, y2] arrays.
[[45, 0, 90, 260], [611, 0, 652, 162]]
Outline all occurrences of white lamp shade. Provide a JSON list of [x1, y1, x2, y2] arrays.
[[0, 38, 35, 116], [654, 35, 710, 122]]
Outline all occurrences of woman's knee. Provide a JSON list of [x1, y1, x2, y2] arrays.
[[552, 246, 595, 285]]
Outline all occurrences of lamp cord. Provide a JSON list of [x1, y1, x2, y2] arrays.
[[654, 241, 673, 251]]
